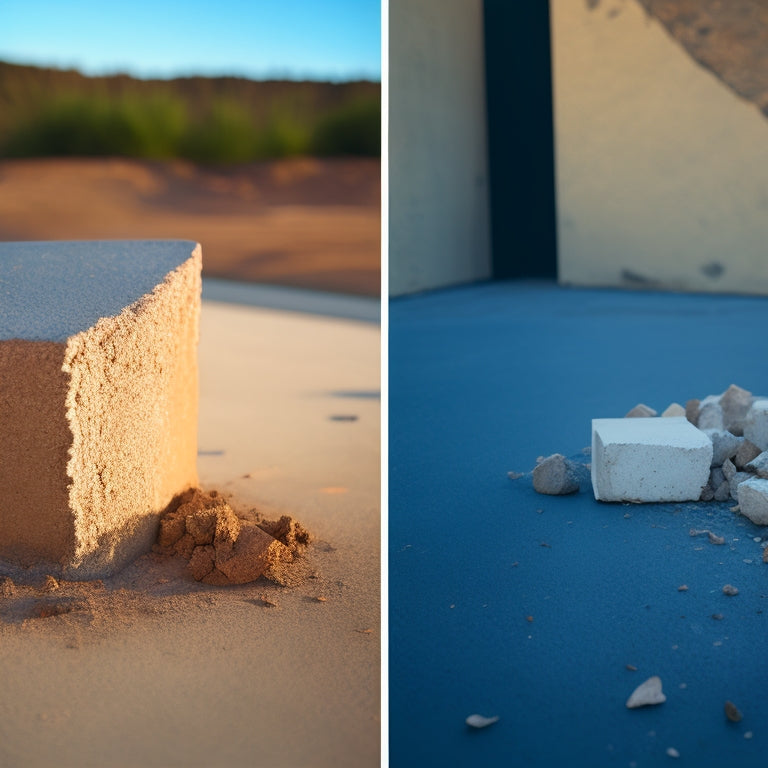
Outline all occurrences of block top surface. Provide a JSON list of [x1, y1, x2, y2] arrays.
[[592, 417, 711, 448], [0, 240, 198, 342]]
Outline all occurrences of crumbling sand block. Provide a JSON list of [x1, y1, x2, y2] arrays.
[[0, 240, 201, 578], [591, 417, 712, 502]]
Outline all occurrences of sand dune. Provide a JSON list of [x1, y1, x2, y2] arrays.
[[0, 156, 380, 296]]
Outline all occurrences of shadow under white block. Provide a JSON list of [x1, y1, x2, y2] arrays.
[[0, 240, 201, 578], [592, 417, 712, 502]]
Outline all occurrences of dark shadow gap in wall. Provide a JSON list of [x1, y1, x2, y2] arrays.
[[483, 0, 558, 280]]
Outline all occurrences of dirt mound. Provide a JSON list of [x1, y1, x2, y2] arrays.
[[154, 488, 312, 586]]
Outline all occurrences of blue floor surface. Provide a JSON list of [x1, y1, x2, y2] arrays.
[[389, 281, 768, 767]]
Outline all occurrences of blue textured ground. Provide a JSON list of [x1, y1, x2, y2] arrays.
[[389, 281, 768, 767]]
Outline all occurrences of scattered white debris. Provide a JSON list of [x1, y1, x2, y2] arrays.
[[746, 451, 768, 478], [666, 747, 680, 758], [722, 584, 739, 596], [532, 454, 580, 496], [745, 400, 768, 451], [738, 477, 768, 525], [735, 440, 762, 470], [703, 429, 744, 468], [744, 731, 753, 739], [507, 471, 525, 480], [465, 714, 499, 729], [689, 528, 724, 545], [625, 403, 657, 418], [698, 395, 724, 430], [724, 700, 743, 722], [720, 384, 753, 435], [626, 676, 666, 709]]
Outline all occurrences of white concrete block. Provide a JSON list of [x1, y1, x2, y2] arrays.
[[737, 477, 768, 525], [744, 400, 768, 451], [591, 417, 712, 502]]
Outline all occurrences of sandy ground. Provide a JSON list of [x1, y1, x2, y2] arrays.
[[0, 297, 380, 767], [0, 156, 380, 296]]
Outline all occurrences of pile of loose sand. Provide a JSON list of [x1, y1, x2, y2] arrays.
[[154, 488, 312, 587]]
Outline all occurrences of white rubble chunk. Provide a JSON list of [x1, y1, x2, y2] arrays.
[[720, 384, 752, 436], [698, 395, 724, 430], [729, 472, 753, 501], [734, 439, 762, 469], [746, 451, 768, 479], [532, 453, 580, 495], [591, 417, 712, 503], [714, 481, 731, 502], [661, 402, 686, 418], [626, 676, 666, 708], [685, 399, 700, 426], [625, 403, 657, 418], [702, 429, 743, 467], [737, 478, 768, 525], [744, 400, 768, 451]]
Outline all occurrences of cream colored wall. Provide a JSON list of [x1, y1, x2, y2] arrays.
[[389, 0, 491, 296], [552, 0, 768, 294]]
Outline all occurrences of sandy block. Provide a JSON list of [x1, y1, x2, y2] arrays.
[[0, 240, 201, 577], [591, 417, 712, 502], [737, 477, 768, 525]]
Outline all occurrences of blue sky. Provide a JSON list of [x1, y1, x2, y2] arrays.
[[0, 0, 381, 81]]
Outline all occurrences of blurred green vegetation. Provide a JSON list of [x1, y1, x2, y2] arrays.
[[0, 61, 380, 163]]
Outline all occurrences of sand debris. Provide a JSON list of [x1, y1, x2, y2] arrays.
[[724, 700, 743, 722], [465, 714, 499, 729], [154, 488, 312, 586], [626, 676, 666, 708], [42, 575, 59, 592], [0, 577, 16, 598], [666, 747, 680, 758]]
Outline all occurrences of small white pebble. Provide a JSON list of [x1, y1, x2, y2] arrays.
[[744, 731, 753, 739], [743, 559, 753, 564], [465, 714, 499, 729], [714, 640, 723, 646], [666, 747, 680, 758], [723, 584, 739, 596], [679, 683, 687, 689], [754, 537, 762, 543]]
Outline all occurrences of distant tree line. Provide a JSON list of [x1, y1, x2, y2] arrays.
[[0, 61, 380, 162]]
